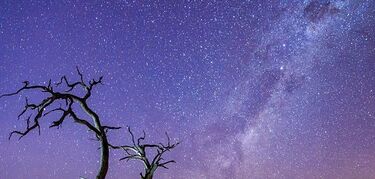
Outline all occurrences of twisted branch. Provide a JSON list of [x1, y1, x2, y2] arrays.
[[1, 67, 106, 140], [110, 127, 180, 179], [1, 67, 115, 179]]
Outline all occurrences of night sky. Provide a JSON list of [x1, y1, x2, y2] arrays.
[[1, 0, 375, 178]]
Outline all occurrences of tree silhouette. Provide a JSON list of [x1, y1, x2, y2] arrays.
[[111, 127, 180, 179], [0, 67, 120, 179]]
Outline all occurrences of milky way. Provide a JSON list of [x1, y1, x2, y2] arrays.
[[1, 0, 375, 178]]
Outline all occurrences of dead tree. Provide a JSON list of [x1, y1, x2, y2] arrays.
[[110, 127, 180, 179], [0, 67, 120, 179]]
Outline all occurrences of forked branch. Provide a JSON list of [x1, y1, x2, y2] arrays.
[[1, 67, 114, 179], [110, 127, 180, 179], [1, 68, 104, 140]]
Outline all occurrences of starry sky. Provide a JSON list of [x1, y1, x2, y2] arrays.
[[1, 0, 375, 178]]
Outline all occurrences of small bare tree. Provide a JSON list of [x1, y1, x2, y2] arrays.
[[111, 127, 180, 179], [0, 67, 120, 179]]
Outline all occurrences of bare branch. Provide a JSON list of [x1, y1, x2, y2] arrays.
[[47, 79, 52, 90], [76, 66, 86, 86], [112, 128, 180, 179], [56, 76, 85, 92], [0, 82, 50, 99], [102, 125, 121, 130], [102, 125, 121, 133], [158, 160, 176, 169], [137, 130, 146, 146], [89, 76, 104, 89], [128, 126, 136, 146], [1, 67, 114, 178], [119, 154, 143, 161], [9, 96, 55, 140], [69, 111, 101, 135], [84, 76, 103, 99], [49, 109, 70, 129], [43, 106, 65, 117]]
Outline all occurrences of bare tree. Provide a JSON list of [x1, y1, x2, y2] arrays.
[[0, 67, 120, 179], [110, 127, 180, 179]]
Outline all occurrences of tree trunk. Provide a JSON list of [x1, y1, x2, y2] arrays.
[[78, 100, 109, 179], [144, 172, 153, 179], [143, 168, 156, 179], [96, 136, 109, 179]]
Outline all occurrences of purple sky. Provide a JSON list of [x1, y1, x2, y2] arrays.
[[1, 0, 375, 178]]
